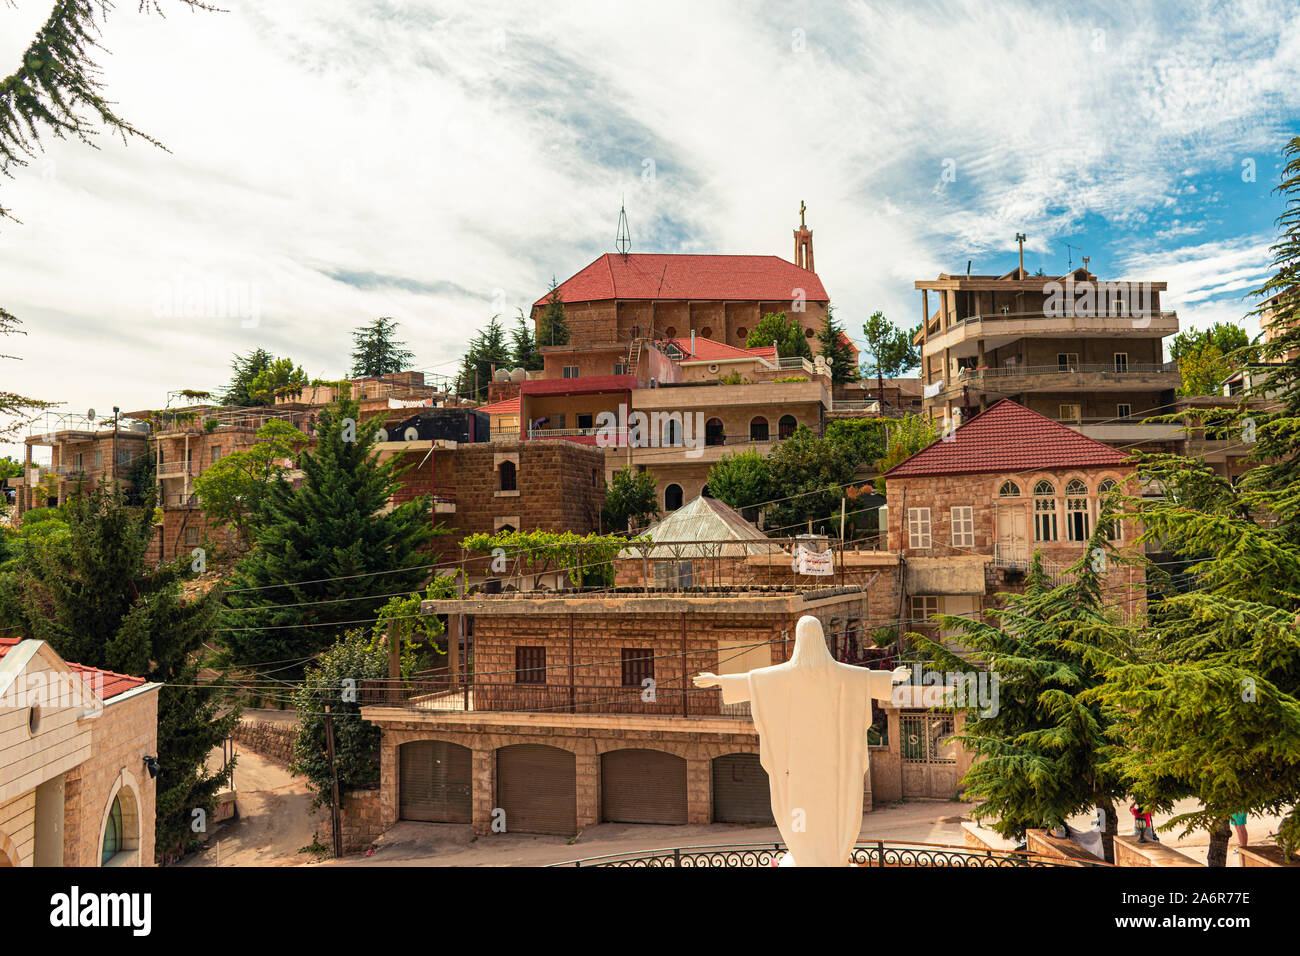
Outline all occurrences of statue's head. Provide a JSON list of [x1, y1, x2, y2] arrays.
[[788, 615, 834, 668]]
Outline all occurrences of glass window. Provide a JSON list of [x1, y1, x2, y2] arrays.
[[499, 460, 517, 492], [102, 795, 123, 865], [1034, 481, 1058, 542], [1098, 479, 1120, 541], [749, 417, 769, 442], [998, 480, 1020, 498], [1066, 479, 1090, 541]]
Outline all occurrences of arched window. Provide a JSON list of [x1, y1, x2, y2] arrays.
[[499, 460, 517, 492], [665, 483, 683, 512], [664, 418, 681, 447], [1098, 478, 1120, 541], [705, 417, 725, 446], [750, 417, 769, 442], [998, 480, 1021, 498], [778, 415, 798, 440], [1066, 479, 1089, 541], [1033, 480, 1057, 542], [102, 796, 123, 865]]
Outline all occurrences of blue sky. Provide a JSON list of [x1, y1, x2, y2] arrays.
[[2, 0, 1298, 457]]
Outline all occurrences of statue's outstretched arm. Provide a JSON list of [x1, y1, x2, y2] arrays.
[[694, 671, 751, 704]]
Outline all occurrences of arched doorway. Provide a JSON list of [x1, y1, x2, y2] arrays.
[[778, 415, 798, 440], [399, 740, 473, 823]]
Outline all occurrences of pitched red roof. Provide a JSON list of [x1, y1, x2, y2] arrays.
[[666, 338, 767, 362], [883, 400, 1131, 478], [0, 636, 148, 701], [477, 396, 520, 415], [520, 374, 637, 397], [535, 254, 828, 307]]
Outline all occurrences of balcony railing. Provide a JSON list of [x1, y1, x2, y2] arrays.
[[958, 361, 1178, 380], [359, 676, 749, 719], [952, 310, 1177, 326]]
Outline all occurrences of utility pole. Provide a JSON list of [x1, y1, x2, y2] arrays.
[[111, 406, 120, 484], [1015, 233, 1026, 278], [323, 703, 343, 859]]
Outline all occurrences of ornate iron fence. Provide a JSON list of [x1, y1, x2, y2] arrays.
[[551, 839, 1110, 868]]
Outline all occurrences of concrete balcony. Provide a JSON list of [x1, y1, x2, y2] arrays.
[[156, 460, 191, 479], [630, 378, 829, 411], [1070, 420, 1185, 443], [923, 310, 1179, 354], [937, 362, 1180, 400]]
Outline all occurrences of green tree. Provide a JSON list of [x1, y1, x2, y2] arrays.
[[601, 467, 660, 531], [825, 418, 890, 471], [860, 311, 920, 403], [873, 413, 941, 490], [915, 544, 1130, 863], [511, 309, 543, 371], [12, 482, 238, 860], [459, 315, 512, 402], [1171, 323, 1252, 396], [536, 277, 570, 347], [221, 349, 308, 407], [221, 395, 437, 679], [350, 316, 415, 378], [290, 632, 387, 810], [763, 426, 857, 535], [815, 304, 858, 384], [706, 449, 772, 523], [192, 418, 311, 551], [746, 312, 811, 360]]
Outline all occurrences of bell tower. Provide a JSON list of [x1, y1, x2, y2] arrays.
[[793, 200, 814, 272]]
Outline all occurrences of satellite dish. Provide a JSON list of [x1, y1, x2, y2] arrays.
[[375, 428, 389, 443], [403, 426, 420, 442], [87, 408, 96, 422]]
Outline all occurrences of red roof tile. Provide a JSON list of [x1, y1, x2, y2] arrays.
[[520, 374, 637, 397], [0, 637, 147, 700], [477, 396, 520, 415], [883, 400, 1131, 478], [536, 254, 828, 307], [666, 338, 766, 362]]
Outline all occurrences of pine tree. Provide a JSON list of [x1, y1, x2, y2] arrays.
[[221, 394, 436, 679], [815, 304, 858, 384], [350, 316, 415, 378], [511, 309, 543, 371], [914, 538, 1131, 862], [1093, 136, 1300, 865], [458, 315, 512, 402], [536, 277, 570, 347], [860, 311, 920, 404], [14, 482, 239, 860], [746, 312, 811, 359]]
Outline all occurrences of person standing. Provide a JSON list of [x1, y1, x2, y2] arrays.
[[1230, 812, 1248, 856]]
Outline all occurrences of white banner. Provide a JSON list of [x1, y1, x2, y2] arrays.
[[793, 545, 834, 576]]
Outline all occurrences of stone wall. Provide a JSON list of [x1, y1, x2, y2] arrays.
[[328, 788, 384, 854], [232, 718, 299, 768], [1112, 834, 1201, 867]]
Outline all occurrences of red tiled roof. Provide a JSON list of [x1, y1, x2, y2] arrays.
[[535, 254, 828, 307], [883, 400, 1131, 478], [0, 637, 147, 700], [520, 374, 637, 397], [477, 396, 520, 415], [666, 338, 765, 362]]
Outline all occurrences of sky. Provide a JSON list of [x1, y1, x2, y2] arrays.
[[2, 0, 1298, 459]]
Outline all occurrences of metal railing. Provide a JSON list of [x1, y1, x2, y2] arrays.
[[958, 362, 1177, 379], [951, 310, 1177, 326], [550, 839, 1110, 867], [359, 676, 748, 719]]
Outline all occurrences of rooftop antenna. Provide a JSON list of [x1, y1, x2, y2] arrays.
[[1015, 233, 1026, 278], [1063, 242, 1084, 271], [615, 198, 631, 258]]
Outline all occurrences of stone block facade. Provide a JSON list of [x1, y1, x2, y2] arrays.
[[232, 717, 299, 768]]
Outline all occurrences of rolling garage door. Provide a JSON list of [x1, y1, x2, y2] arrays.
[[399, 740, 472, 823], [496, 744, 576, 836], [601, 749, 688, 825], [712, 753, 774, 825]]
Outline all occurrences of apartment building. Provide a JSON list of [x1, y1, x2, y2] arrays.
[[914, 261, 1182, 451], [881, 399, 1146, 642], [0, 636, 159, 867], [12, 413, 150, 514]]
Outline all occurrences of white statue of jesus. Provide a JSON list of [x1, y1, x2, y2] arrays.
[[694, 615, 910, 867]]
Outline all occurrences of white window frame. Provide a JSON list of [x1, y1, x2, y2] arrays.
[[911, 595, 939, 626], [1059, 403, 1081, 422], [1034, 482, 1058, 542], [950, 505, 974, 548], [1114, 352, 1129, 373], [562, 365, 580, 379], [1057, 352, 1079, 371], [907, 507, 932, 550], [1117, 403, 1132, 419]]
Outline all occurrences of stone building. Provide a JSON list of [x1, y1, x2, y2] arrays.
[[881, 398, 1146, 643], [0, 637, 159, 867], [359, 585, 946, 837]]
